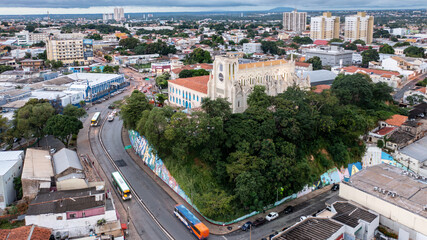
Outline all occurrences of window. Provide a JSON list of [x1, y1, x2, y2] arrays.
[[197, 96, 199, 101], [69, 213, 76, 219]]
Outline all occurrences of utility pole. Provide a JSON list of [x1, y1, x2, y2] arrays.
[[126, 206, 130, 237], [249, 224, 252, 240]]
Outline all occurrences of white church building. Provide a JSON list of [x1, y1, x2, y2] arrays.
[[168, 56, 310, 113]]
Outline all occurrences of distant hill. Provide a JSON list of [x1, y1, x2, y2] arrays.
[[268, 7, 295, 12]]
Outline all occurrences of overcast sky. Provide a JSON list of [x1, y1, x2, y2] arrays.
[[0, 0, 425, 15]]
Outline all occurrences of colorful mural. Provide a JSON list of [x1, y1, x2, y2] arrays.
[[128, 129, 361, 224]]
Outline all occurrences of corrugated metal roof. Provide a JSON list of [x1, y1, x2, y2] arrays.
[[22, 149, 53, 180], [302, 70, 337, 83], [399, 136, 427, 163], [53, 148, 83, 175], [0, 151, 24, 161]]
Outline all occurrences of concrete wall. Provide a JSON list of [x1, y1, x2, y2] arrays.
[[25, 210, 117, 238], [0, 158, 23, 209], [339, 183, 427, 238]]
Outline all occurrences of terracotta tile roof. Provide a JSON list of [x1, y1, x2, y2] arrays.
[[385, 114, 408, 127], [375, 127, 396, 136], [30, 226, 52, 240], [169, 75, 209, 94], [0, 229, 11, 240], [171, 64, 213, 74], [341, 66, 400, 76], [312, 85, 331, 93], [239, 59, 287, 70], [415, 87, 426, 94], [314, 40, 329, 45], [6, 226, 31, 240], [295, 62, 311, 67], [0, 226, 51, 240]]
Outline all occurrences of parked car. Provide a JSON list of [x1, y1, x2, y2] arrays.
[[50, 148, 57, 154], [108, 105, 115, 109], [299, 216, 307, 221], [252, 217, 267, 227], [266, 212, 279, 221], [283, 206, 294, 214], [331, 183, 339, 191], [241, 221, 252, 231]]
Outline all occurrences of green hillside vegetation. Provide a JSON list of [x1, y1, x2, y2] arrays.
[[121, 73, 402, 221]]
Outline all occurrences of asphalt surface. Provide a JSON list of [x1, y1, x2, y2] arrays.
[[393, 72, 427, 101], [85, 69, 340, 240], [217, 190, 338, 240]]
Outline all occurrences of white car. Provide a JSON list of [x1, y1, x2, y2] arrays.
[[266, 212, 279, 221]]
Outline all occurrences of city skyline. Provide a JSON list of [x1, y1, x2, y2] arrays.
[[0, 0, 425, 15]]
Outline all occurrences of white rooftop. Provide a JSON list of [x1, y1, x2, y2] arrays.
[[67, 73, 122, 87], [0, 151, 24, 176], [22, 148, 54, 181]]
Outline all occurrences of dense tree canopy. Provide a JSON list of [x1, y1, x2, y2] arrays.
[[361, 49, 379, 67], [133, 41, 177, 55], [305, 56, 322, 70], [44, 115, 83, 146], [119, 37, 140, 50], [121, 73, 399, 220], [184, 48, 212, 64], [13, 99, 55, 141], [178, 69, 210, 78], [404, 46, 425, 58], [292, 36, 313, 44], [63, 104, 86, 118], [379, 44, 395, 54], [121, 90, 152, 129], [260, 41, 285, 55]]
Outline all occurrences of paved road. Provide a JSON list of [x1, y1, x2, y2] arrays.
[[97, 115, 195, 240], [393, 73, 427, 101], [217, 190, 338, 240]]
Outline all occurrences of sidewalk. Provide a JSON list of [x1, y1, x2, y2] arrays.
[[77, 116, 142, 240], [121, 127, 333, 235]]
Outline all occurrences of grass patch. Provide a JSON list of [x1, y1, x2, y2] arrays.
[[0, 220, 25, 229]]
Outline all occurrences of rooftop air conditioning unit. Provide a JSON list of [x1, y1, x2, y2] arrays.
[[374, 186, 378, 191], [391, 192, 397, 198], [382, 189, 387, 195]]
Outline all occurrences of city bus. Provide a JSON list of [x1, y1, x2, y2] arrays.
[[174, 204, 209, 240], [91, 112, 101, 127], [111, 171, 132, 201]]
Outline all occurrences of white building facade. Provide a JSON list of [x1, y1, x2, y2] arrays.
[[0, 151, 24, 209], [283, 10, 307, 32]]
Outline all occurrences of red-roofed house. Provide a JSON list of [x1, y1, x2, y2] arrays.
[[168, 75, 210, 109], [171, 63, 213, 79], [0, 225, 51, 240], [314, 40, 329, 46], [312, 84, 331, 93], [340, 66, 402, 88], [295, 61, 313, 71], [382, 114, 408, 127]]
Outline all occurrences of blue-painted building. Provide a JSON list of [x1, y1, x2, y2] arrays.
[[67, 73, 128, 102]]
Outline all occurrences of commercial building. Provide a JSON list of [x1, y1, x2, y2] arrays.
[[46, 37, 93, 65], [305, 45, 353, 67], [67, 73, 127, 102], [151, 62, 171, 75], [0, 151, 24, 209], [283, 10, 307, 32], [242, 43, 263, 54], [310, 12, 340, 41], [21, 148, 54, 200], [339, 164, 427, 240], [344, 12, 374, 44]]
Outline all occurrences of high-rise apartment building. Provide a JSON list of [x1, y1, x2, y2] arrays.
[[310, 12, 340, 40], [114, 7, 125, 22], [283, 10, 307, 32], [103, 13, 114, 22], [344, 12, 374, 44], [46, 37, 93, 65]]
